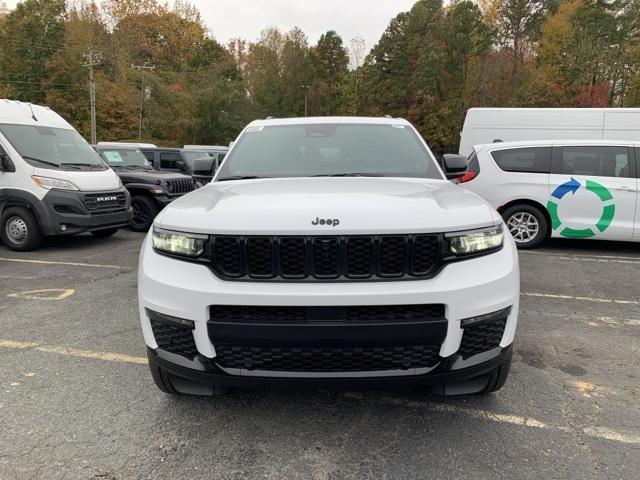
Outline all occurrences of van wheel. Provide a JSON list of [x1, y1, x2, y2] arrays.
[[130, 195, 158, 232], [502, 204, 548, 249], [479, 354, 512, 394], [0, 206, 43, 251], [91, 228, 119, 238]]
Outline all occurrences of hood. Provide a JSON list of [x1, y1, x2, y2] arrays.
[[114, 168, 191, 185], [155, 177, 499, 235], [33, 167, 121, 192]]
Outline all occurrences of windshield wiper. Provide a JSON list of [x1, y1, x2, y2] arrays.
[[310, 173, 385, 177], [21, 155, 61, 168], [62, 162, 104, 169], [216, 175, 271, 182]]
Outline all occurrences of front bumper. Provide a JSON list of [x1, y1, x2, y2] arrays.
[[138, 233, 520, 388], [37, 188, 132, 235]]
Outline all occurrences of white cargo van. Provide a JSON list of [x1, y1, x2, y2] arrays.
[[0, 100, 132, 251], [459, 108, 640, 157]]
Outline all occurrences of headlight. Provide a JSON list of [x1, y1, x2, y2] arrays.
[[152, 227, 206, 257], [32, 176, 78, 191], [446, 225, 503, 256]]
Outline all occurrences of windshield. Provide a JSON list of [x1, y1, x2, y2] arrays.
[[99, 148, 151, 168], [0, 124, 106, 170], [216, 123, 442, 180]]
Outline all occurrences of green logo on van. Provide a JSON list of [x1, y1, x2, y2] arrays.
[[546, 178, 615, 238]]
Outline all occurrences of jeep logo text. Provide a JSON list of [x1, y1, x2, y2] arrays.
[[311, 217, 340, 227]]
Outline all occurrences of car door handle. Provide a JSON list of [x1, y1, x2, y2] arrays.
[[618, 186, 635, 192]]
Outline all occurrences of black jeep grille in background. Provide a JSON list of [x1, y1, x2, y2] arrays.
[[165, 179, 195, 195], [458, 317, 507, 358], [84, 192, 127, 212], [210, 235, 441, 281], [214, 344, 441, 372]]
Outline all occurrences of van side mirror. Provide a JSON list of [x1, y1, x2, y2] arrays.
[[191, 157, 214, 175], [442, 154, 467, 180], [0, 147, 15, 172]]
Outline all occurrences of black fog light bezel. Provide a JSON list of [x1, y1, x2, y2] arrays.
[[146, 308, 195, 329], [460, 306, 512, 328]]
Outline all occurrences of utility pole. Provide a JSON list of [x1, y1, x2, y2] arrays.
[[302, 85, 310, 117], [131, 63, 155, 140], [83, 50, 102, 144]]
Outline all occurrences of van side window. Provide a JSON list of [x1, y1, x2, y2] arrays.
[[490, 147, 551, 173], [159, 152, 182, 170], [559, 146, 631, 178]]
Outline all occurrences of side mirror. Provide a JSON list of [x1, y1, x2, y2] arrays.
[[191, 157, 214, 175], [442, 154, 468, 180], [0, 149, 15, 172]]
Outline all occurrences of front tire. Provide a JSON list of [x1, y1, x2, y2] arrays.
[[502, 204, 548, 249], [0, 206, 43, 251], [130, 195, 158, 232]]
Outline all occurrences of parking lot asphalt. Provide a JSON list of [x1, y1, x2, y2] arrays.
[[1, 230, 639, 480]]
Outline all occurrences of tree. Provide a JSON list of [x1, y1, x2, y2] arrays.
[[495, 0, 548, 93], [309, 30, 349, 115], [0, 0, 66, 103]]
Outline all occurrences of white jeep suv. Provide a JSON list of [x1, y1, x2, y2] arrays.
[[138, 117, 520, 396]]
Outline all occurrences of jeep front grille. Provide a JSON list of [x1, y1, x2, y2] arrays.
[[165, 179, 195, 195], [210, 234, 441, 281]]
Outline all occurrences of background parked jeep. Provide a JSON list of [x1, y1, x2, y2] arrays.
[[139, 147, 215, 187], [95, 146, 196, 231]]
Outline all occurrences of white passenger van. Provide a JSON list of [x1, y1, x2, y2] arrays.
[[462, 139, 639, 248], [0, 100, 132, 251], [459, 108, 640, 157]]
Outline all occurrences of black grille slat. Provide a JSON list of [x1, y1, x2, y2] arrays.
[[279, 237, 307, 278], [211, 235, 440, 282], [213, 237, 243, 277], [411, 235, 440, 275], [312, 237, 340, 278], [84, 192, 127, 212], [346, 237, 374, 278], [150, 319, 198, 359], [379, 236, 407, 277], [246, 237, 275, 278], [214, 345, 441, 372], [458, 318, 507, 358]]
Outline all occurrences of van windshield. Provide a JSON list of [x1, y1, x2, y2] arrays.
[[0, 124, 106, 170], [216, 123, 443, 180], [99, 148, 152, 169]]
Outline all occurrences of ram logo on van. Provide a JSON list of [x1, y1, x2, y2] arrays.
[[96, 196, 117, 202], [311, 217, 340, 227]]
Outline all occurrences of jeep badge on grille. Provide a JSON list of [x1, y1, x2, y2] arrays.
[[311, 217, 340, 226]]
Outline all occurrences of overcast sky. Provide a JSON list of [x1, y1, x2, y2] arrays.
[[3, 0, 418, 49]]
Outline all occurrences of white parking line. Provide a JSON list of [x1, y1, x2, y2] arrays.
[[520, 251, 640, 264], [523, 292, 639, 305], [0, 257, 126, 269], [366, 395, 640, 445]]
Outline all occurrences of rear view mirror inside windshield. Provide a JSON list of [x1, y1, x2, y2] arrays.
[[305, 124, 336, 137]]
